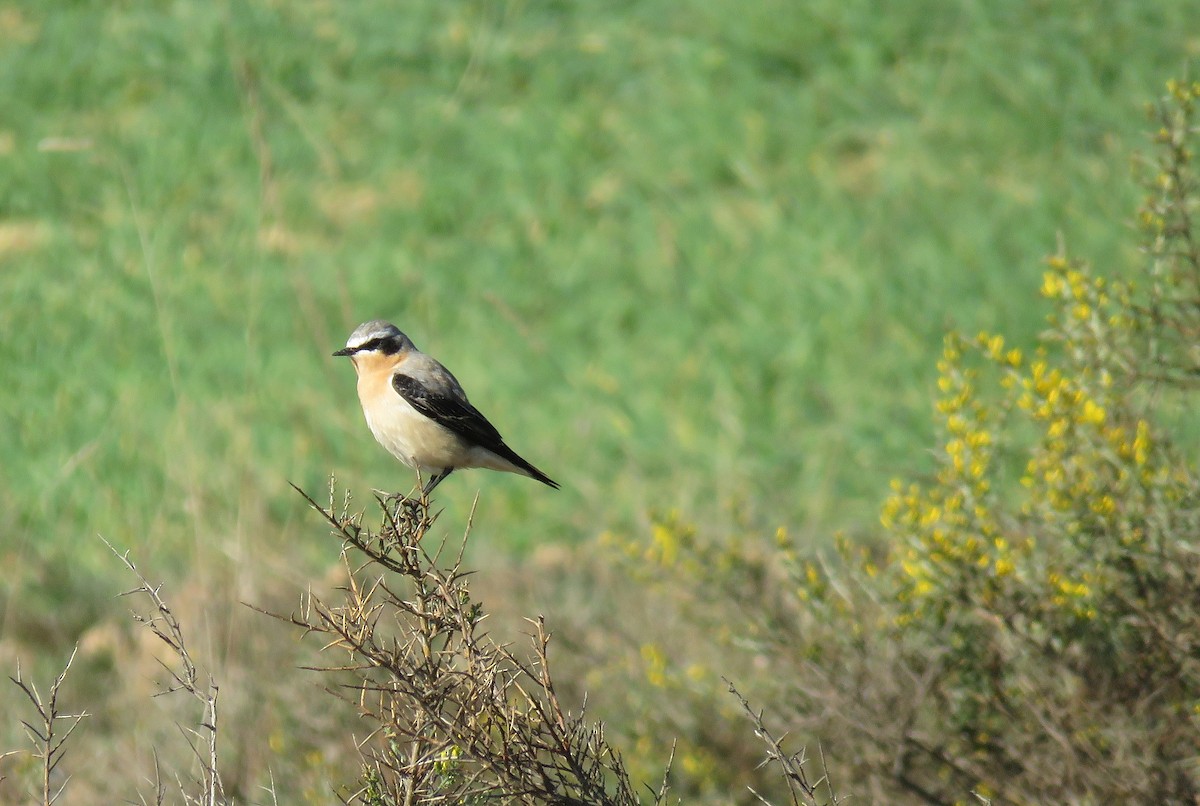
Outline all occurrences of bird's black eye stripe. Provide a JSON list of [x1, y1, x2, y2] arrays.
[[354, 336, 403, 355]]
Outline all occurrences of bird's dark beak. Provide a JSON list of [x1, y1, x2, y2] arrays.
[[332, 347, 355, 357]]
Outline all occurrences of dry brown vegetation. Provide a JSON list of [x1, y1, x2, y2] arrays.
[[3, 483, 838, 805]]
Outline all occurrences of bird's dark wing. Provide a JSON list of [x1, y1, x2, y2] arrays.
[[391, 372, 505, 451], [392, 369, 561, 490]]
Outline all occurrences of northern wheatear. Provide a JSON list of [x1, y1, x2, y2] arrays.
[[333, 320, 559, 495]]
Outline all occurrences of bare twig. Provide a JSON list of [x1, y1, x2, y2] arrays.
[[726, 679, 840, 806], [10, 647, 89, 805], [102, 536, 225, 806]]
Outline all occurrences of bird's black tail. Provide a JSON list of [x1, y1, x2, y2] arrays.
[[496, 443, 560, 489]]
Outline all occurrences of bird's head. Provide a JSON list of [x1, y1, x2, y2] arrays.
[[333, 321, 415, 370]]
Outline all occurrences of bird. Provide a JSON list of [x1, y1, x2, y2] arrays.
[[333, 320, 559, 496]]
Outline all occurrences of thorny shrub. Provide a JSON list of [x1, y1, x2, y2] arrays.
[[279, 485, 656, 805], [283, 483, 841, 806]]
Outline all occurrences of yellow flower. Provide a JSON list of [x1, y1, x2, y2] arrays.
[[984, 333, 1004, 359], [641, 643, 668, 688], [967, 429, 991, 448], [1133, 420, 1151, 466], [650, 523, 678, 567], [1066, 270, 1087, 299], [1080, 399, 1106, 425]]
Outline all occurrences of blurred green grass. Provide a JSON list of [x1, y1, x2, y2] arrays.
[[1, 0, 1196, 633]]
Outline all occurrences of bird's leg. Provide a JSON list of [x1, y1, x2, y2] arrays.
[[422, 468, 453, 497], [377, 469, 450, 518]]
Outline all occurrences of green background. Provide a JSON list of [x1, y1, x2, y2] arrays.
[[0, 1, 1195, 796]]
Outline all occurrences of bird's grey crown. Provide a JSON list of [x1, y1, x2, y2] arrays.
[[344, 320, 414, 353]]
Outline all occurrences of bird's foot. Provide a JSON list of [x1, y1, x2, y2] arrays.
[[372, 488, 413, 501], [374, 488, 431, 517]]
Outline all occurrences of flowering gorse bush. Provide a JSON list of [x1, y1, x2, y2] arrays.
[[873, 81, 1200, 803], [600, 79, 1200, 804]]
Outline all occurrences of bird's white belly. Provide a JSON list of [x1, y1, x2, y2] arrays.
[[362, 394, 470, 473]]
